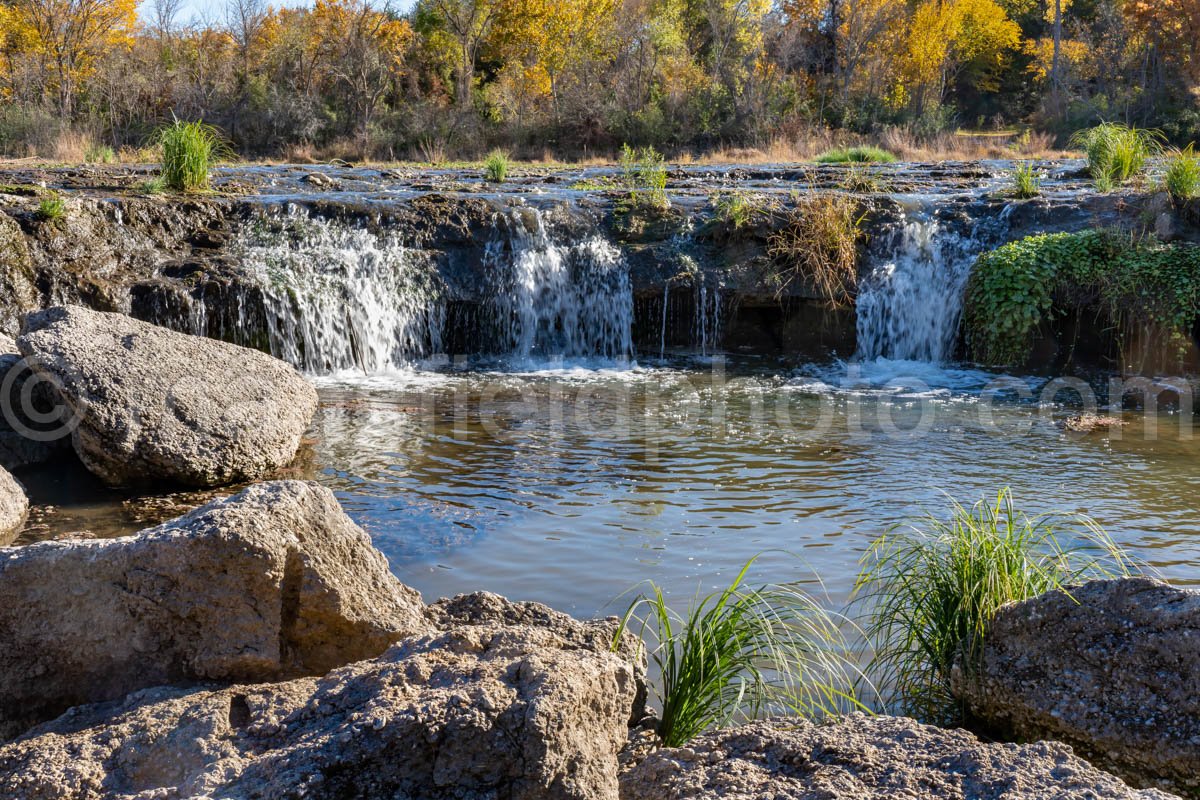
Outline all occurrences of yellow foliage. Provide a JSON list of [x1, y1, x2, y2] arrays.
[[5, 0, 138, 111], [901, 0, 1021, 101]]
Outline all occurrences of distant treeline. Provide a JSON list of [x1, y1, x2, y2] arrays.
[[0, 0, 1197, 160]]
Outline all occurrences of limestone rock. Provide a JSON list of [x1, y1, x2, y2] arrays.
[[620, 715, 1177, 800], [0, 465, 28, 545], [0, 480, 427, 739], [17, 305, 317, 487], [427, 590, 648, 723], [0, 622, 639, 800], [953, 577, 1200, 795]]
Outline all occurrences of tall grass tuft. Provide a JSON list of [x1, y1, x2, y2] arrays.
[[483, 149, 510, 182], [157, 119, 228, 192], [619, 143, 669, 211], [1069, 122, 1163, 191], [615, 558, 864, 747], [1009, 161, 1041, 198], [1164, 144, 1200, 202], [767, 194, 863, 305], [815, 146, 897, 164], [854, 489, 1136, 723]]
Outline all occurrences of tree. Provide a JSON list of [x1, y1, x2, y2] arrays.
[[424, 0, 500, 107], [308, 0, 413, 143], [6, 0, 137, 116]]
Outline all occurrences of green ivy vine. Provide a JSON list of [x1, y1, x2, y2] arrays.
[[963, 230, 1200, 367]]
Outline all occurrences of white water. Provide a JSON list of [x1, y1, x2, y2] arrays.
[[855, 211, 993, 363], [229, 210, 446, 373], [487, 209, 633, 361], [221, 207, 634, 374]]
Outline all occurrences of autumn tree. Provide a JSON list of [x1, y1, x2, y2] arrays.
[[5, 0, 137, 116]]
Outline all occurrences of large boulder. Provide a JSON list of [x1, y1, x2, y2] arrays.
[[620, 715, 1177, 800], [0, 464, 28, 545], [16, 305, 317, 487], [0, 480, 428, 739], [0, 621, 640, 800], [953, 577, 1200, 796]]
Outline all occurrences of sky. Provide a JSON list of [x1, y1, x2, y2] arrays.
[[141, 0, 416, 27]]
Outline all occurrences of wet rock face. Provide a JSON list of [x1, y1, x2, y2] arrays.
[[17, 305, 317, 487], [0, 465, 28, 545], [0, 621, 639, 800], [953, 577, 1200, 796], [0, 480, 428, 740], [620, 715, 1176, 800]]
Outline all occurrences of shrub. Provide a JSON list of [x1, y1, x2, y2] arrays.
[[1009, 161, 1041, 198], [619, 143, 669, 211], [615, 558, 863, 747], [767, 194, 864, 305], [84, 143, 116, 164], [36, 195, 66, 222], [157, 119, 228, 192], [1163, 144, 1200, 202], [963, 230, 1200, 366], [1069, 123, 1163, 191], [483, 149, 509, 182], [854, 489, 1136, 723], [815, 146, 897, 164]]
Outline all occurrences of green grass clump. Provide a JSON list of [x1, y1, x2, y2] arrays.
[[483, 149, 509, 182], [1009, 161, 1041, 198], [815, 146, 897, 164], [139, 177, 167, 195], [1164, 143, 1200, 202], [1069, 122, 1163, 191], [157, 119, 228, 192], [713, 191, 758, 229], [84, 143, 116, 164], [855, 489, 1135, 723], [963, 230, 1200, 366], [36, 195, 66, 222], [619, 143, 669, 211], [615, 558, 863, 747]]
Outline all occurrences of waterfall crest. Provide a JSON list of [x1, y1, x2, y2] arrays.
[[855, 209, 1002, 363]]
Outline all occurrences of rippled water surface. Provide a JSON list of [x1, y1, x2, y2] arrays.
[[303, 356, 1200, 614]]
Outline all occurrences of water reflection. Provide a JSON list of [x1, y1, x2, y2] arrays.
[[307, 357, 1200, 615]]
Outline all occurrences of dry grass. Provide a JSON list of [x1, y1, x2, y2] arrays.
[[767, 194, 864, 305], [50, 130, 95, 162]]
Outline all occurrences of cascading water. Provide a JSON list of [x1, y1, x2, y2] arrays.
[[226, 209, 446, 373], [855, 205, 1008, 363], [487, 209, 633, 361]]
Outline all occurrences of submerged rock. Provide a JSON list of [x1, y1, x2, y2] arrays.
[[17, 305, 317, 487], [0, 465, 28, 545], [0, 480, 427, 739], [0, 621, 639, 800], [620, 715, 1176, 800], [954, 577, 1200, 795]]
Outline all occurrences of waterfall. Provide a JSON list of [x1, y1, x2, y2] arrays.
[[227, 210, 446, 373], [855, 210, 996, 363], [487, 209, 633, 361]]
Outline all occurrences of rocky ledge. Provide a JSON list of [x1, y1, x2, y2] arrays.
[[621, 715, 1176, 800]]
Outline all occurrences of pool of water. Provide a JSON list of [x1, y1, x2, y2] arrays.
[[294, 355, 1200, 615]]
